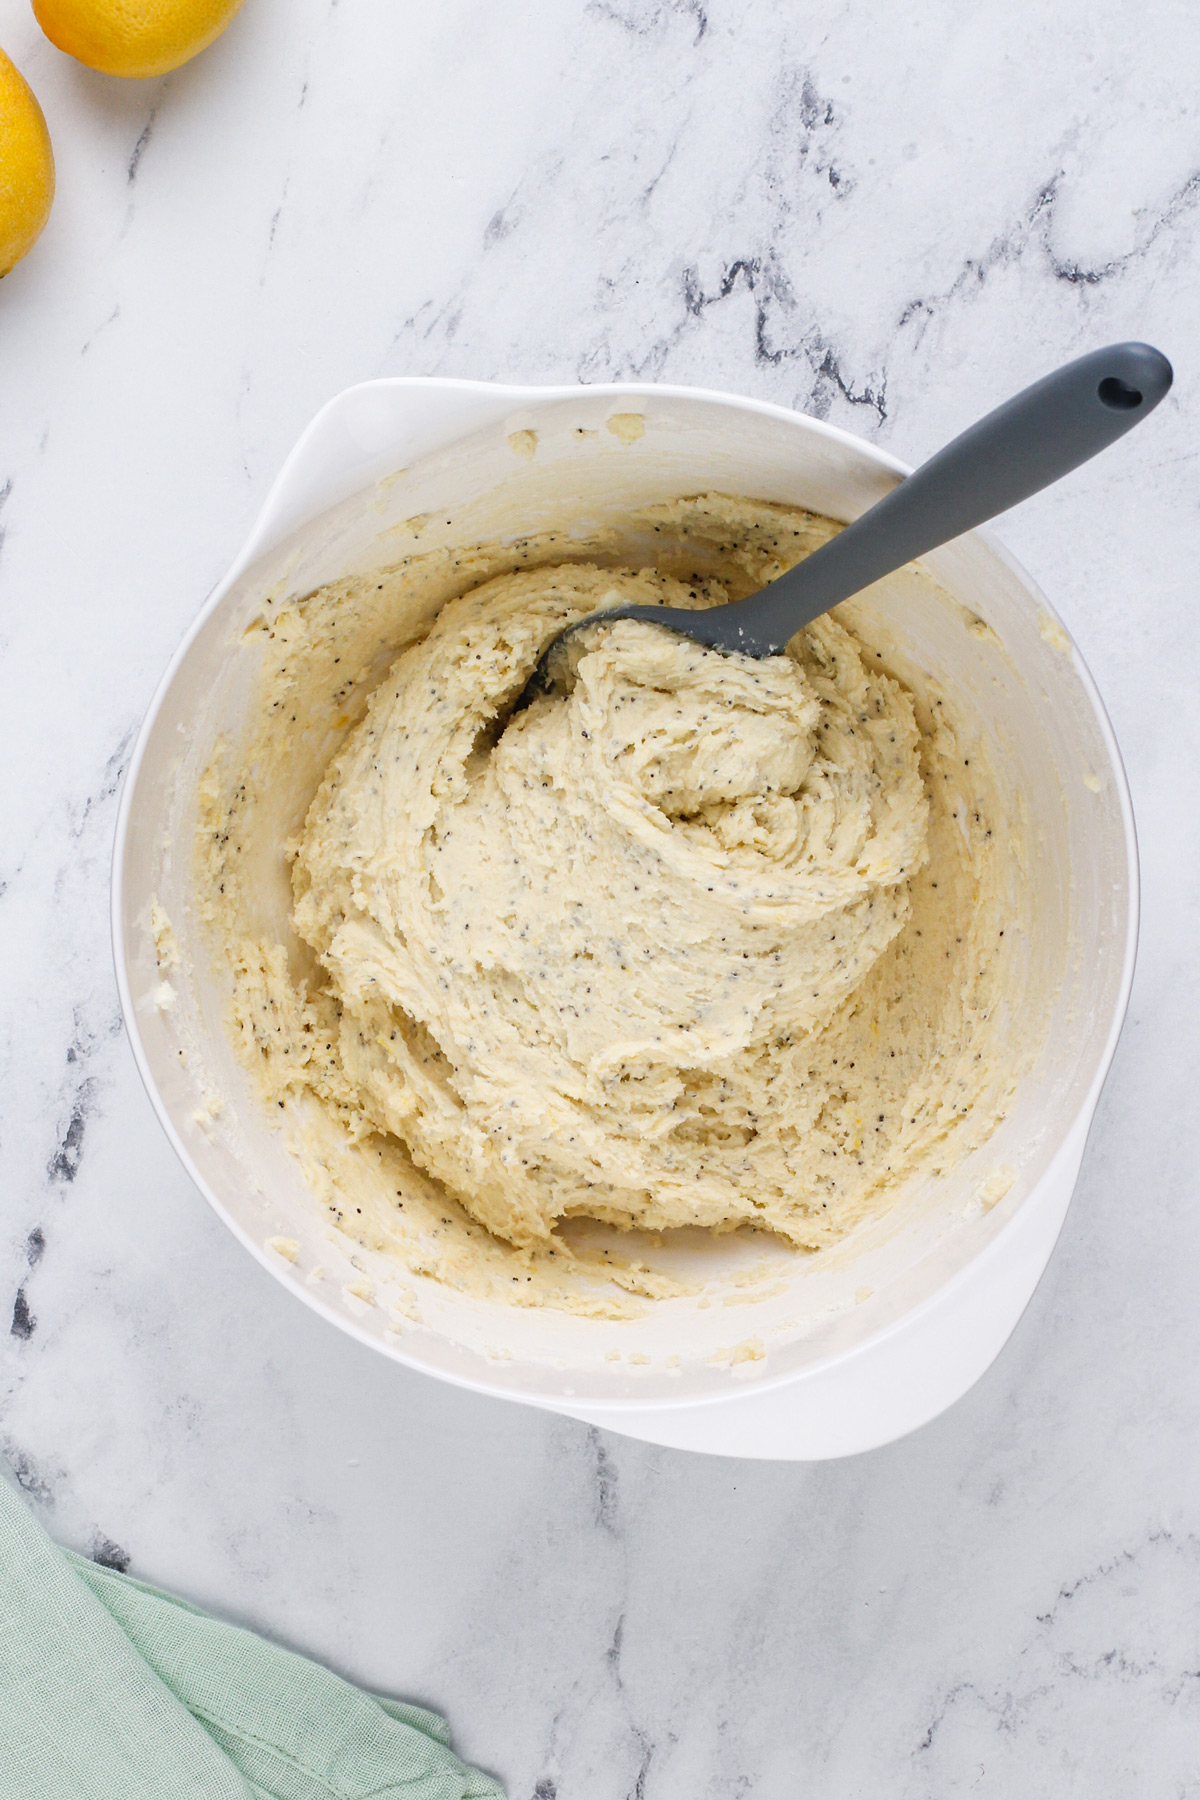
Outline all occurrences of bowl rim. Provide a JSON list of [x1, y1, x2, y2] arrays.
[[111, 376, 1140, 1416]]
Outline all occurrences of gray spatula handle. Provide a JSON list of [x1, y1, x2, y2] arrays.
[[725, 342, 1173, 654]]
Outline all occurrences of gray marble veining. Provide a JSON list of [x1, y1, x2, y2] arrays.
[[1, 0, 1198, 1793]]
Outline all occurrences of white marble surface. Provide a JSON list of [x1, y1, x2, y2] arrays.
[[1, 0, 1198, 1791]]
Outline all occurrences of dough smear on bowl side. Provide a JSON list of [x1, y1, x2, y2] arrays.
[[197, 495, 1030, 1313]]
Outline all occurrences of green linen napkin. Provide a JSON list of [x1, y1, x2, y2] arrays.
[[0, 1473, 504, 1800]]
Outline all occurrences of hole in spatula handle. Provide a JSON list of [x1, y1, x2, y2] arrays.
[[1098, 376, 1143, 410]]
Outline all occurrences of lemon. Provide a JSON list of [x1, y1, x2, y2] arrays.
[[0, 49, 54, 277], [33, 0, 246, 79]]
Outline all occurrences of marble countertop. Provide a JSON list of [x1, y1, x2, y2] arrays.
[[2, 1, 1198, 1792]]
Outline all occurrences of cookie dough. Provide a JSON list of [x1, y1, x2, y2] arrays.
[[203, 496, 1022, 1285]]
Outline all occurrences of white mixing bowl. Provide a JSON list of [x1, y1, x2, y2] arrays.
[[113, 379, 1137, 1460]]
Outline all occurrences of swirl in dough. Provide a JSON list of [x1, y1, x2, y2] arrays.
[[290, 560, 931, 1250]]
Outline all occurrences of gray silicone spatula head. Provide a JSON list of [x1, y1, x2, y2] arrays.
[[522, 341, 1172, 696]]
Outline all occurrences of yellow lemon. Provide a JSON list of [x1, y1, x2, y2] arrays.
[[0, 49, 54, 276], [32, 0, 246, 79]]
